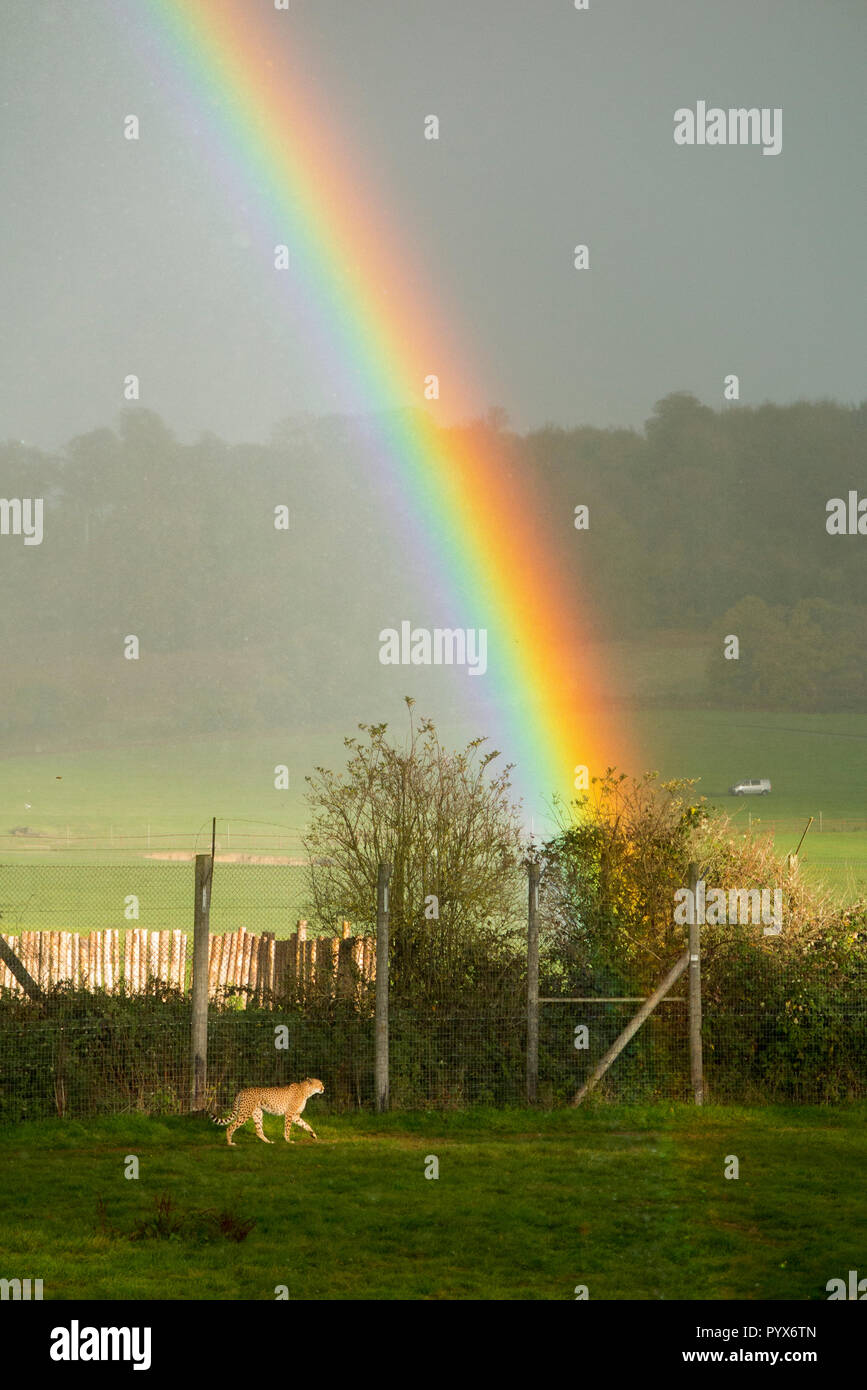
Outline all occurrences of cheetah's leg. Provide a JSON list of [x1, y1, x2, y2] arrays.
[[292, 1115, 318, 1141], [252, 1107, 272, 1143], [283, 1113, 295, 1143]]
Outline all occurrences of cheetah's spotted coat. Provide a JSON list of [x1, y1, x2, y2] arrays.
[[211, 1078, 325, 1147]]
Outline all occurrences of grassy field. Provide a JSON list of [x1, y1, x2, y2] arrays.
[[1, 706, 865, 904], [0, 1104, 863, 1300], [0, 731, 325, 854], [632, 708, 867, 901], [0, 861, 312, 937]]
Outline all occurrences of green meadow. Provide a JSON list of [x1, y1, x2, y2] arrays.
[[632, 708, 867, 901], [0, 731, 323, 853], [0, 1104, 863, 1300], [0, 705, 865, 904]]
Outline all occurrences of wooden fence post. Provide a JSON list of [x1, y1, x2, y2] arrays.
[[688, 861, 704, 1105], [296, 920, 307, 996], [190, 853, 211, 1111], [527, 860, 541, 1104], [374, 862, 392, 1113], [0, 935, 43, 1000]]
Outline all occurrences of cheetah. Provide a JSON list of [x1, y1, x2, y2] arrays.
[[211, 1078, 325, 1147]]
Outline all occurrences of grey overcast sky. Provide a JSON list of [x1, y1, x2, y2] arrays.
[[1, 0, 865, 451]]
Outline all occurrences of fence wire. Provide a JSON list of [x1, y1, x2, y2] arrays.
[[0, 862, 315, 939], [0, 861, 865, 1120]]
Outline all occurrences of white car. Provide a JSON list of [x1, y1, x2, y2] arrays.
[[729, 778, 771, 796]]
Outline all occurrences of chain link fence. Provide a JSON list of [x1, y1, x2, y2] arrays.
[[5, 994, 863, 1124], [1, 860, 866, 1121], [0, 861, 318, 940]]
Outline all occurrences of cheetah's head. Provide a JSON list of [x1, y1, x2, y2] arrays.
[[306, 1078, 325, 1096]]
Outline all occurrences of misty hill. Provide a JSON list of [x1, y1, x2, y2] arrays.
[[1, 392, 865, 752]]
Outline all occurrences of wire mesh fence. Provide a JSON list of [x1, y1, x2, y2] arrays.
[[1, 990, 865, 1122], [0, 859, 865, 1121], [0, 861, 317, 939], [4, 992, 864, 1124]]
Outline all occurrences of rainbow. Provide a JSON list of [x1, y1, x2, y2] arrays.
[[140, 0, 634, 821]]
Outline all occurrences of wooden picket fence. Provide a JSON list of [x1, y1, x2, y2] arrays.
[[0, 929, 125, 993], [0, 920, 374, 1004]]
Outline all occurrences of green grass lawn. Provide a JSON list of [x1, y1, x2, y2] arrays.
[[1, 1105, 864, 1300]]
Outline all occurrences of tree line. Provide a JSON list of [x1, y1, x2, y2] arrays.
[[1, 391, 864, 748]]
